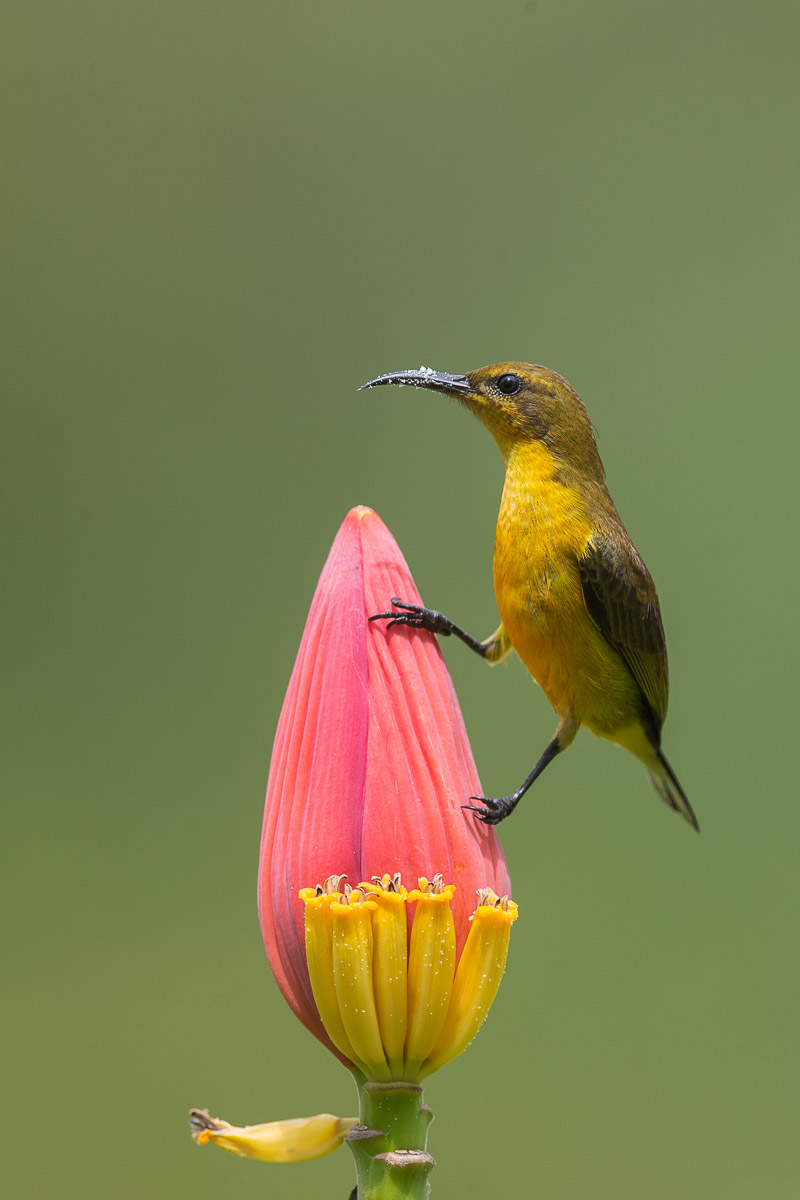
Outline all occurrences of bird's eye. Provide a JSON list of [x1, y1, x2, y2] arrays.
[[496, 373, 522, 395]]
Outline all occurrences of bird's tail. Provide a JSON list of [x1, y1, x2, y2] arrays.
[[648, 750, 700, 832]]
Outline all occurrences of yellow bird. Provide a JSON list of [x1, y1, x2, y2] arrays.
[[362, 363, 698, 831]]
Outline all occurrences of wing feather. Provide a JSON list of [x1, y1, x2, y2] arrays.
[[578, 533, 669, 732]]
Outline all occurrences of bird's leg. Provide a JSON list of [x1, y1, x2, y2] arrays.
[[462, 742, 561, 825], [369, 598, 508, 661], [465, 713, 580, 825]]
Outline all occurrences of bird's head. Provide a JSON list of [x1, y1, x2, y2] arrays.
[[360, 361, 604, 479]]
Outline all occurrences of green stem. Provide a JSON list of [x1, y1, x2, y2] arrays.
[[346, 1075, 435, 1200]]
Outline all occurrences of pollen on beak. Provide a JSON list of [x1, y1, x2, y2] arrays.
[[359, 368, 471, 396]]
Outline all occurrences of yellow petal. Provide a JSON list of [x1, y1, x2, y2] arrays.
[[303, 891, 368, 1073], [332, 893, 392, 1080], [189, 1109, 358, 1163], [422, 894, 518, 1075], [368, 884, 408, 1076], [404, 886, 456, 1073]]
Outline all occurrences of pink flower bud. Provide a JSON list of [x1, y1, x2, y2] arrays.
[[258, 507, 511, 1060]]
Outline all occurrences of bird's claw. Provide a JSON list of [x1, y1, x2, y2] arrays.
[[369, 611, 418, 630], [369, 598, 452, 636], [462, 795, 516, 826]]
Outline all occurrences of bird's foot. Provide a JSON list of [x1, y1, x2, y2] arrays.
[[369, 598, 454, 637], [462, 793, 521, 826]]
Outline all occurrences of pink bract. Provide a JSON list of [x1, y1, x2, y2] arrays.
[[258, 506, 511, 1057]]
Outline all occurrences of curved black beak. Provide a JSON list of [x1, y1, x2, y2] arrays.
[[359, 367, 471, 396]]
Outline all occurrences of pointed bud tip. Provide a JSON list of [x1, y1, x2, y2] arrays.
[[346, 504, 378, 522], [340, 505, 383, 543]]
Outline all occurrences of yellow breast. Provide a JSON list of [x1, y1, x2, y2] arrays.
[[492, 443, 640, 730]]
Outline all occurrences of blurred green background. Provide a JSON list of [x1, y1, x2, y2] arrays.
[[4, 1, 798, 1196]]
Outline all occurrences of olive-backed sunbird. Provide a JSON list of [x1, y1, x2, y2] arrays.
[[361, 362, 698, 832]]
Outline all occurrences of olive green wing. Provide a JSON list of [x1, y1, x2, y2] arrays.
[[578, 533, 669, 732]]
